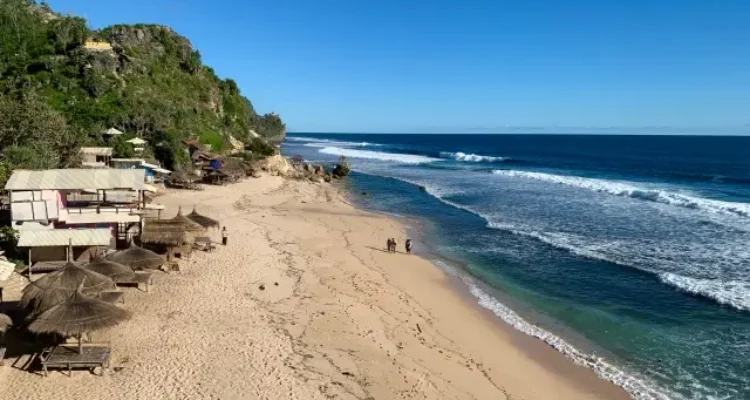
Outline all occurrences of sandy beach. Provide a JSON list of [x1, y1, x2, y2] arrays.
[[0, 175, 630, 400]]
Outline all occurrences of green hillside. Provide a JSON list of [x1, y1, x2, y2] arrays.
[[0, 0, 285, 176]]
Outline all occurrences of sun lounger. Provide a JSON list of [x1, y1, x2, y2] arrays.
[[99, 291, 125, 304], [193, 237, 216, 252], [40, 344, 111, 377], [116, 271, 154, 292]]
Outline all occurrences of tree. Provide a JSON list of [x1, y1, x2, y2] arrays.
[[111, 136, 135, 158]]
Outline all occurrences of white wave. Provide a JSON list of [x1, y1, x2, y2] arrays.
[[318, 147, 437, 164], [492, 170, 750, 218], [440, 151, 509, 163], [659, 273, 750, 312], [432, 259, 676, 400], [287, 136, 377, 148]]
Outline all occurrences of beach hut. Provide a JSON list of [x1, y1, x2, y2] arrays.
[[28, 288, 130, 354], [102, 128, 123, 137], [140, 212, 201, 261], [105, 243, 164, 271], [126, 137, 147, 153]]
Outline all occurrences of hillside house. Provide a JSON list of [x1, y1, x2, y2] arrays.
[[80, 147, 113, 168], [84, 40, 113, 51], [111, 158, 171, 183]]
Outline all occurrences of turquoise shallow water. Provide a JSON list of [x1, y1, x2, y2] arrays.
[[284, 134, 750, 400]]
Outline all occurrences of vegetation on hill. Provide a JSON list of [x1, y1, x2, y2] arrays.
[[0, 0, 285, 179]]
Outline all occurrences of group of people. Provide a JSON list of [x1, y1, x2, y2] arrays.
[[386, 237, 412, 254]]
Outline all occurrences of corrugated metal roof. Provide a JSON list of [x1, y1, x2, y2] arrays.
[[63, 213, 141, 224], [5, 169, 146, 191], [80, 147, 113, 156], [18, 229, 112, 247]]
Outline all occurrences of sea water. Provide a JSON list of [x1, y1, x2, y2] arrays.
[[282, 133, 750, 400]]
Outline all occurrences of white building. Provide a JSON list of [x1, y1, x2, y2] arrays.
[[4, 169, 153, 269]]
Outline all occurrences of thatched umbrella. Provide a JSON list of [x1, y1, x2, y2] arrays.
[[82, 259, 136, 283], [168, 207, 205, 234], [187, 206, 220, 229], [106, 243, 164, 271], [21, 262, 116, 317], [76, 246, 109, 263], [140, 220, 192, 247], [28, 287, 130, 353]]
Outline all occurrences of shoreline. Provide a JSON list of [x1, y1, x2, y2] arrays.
[[0, 176, 630, 399], [344, 185, 639, 399]]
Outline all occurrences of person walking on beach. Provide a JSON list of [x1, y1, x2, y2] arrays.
[[391, 238, 398, 253], [222, 227, 228, 246], [405, 239, 412, 255], [387, 238, 394, 253]]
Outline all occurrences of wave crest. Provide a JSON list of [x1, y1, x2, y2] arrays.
[[439, 151, 510, 163], [318, 147, 438, 164], [434, 259, 674, 400], [492, 170, 750, 218], [659, 273, 750, 312]]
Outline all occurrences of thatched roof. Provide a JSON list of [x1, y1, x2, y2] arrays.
[[21, 263, 116, 316], [82, 259, 136, 283], [106, 244, 164, 271], [187, 206, 220, 229], [169, 170, 201, 184], [168, 207, 205, 234], [75, 246, 109, 263], [28, 290, 130, 338], [140, 219, 194, 246]]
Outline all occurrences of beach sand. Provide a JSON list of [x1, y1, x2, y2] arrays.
[[0, 175, 630, 400]]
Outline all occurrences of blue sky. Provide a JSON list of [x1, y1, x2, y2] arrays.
[[49, 0, 750, 133]]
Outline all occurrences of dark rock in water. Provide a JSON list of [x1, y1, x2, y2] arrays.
[[418, 186, 426, 191], [361, 191, 368, 196], [331, 156, 351, 179]]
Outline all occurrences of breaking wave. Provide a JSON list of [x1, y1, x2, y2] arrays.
[[492, 170, 750, 218], [659, 273, 750, 312], [287, 136, 377, 148], [318, 147, 438, 164], [439, 151, 511, 163], [432, 259, 675, 400]]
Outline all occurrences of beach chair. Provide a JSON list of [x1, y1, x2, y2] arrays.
[[40, 344, 111, 377], [116, 271, 154, 292], [193, 237, 215, 252]]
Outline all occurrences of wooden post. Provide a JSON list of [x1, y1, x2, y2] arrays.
[[28, 248, 32, 281]]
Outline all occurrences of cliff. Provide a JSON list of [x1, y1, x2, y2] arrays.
[[0, 0, 285, 172]]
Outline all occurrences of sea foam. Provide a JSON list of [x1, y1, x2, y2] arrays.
[[318, 146, 438, 164], [286, 136, 376, 148], [439, 151, 510, 163], [433, 259, 676, 400], [492, 170, 750, 218], [659, 273, 750, 312]]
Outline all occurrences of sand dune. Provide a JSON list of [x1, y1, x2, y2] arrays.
[[0, 175, 628, 399]]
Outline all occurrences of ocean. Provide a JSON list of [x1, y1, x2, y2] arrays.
[[281, 133, 750, 400]]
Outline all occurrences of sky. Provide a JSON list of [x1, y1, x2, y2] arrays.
[[48, 0, 750, 134]]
